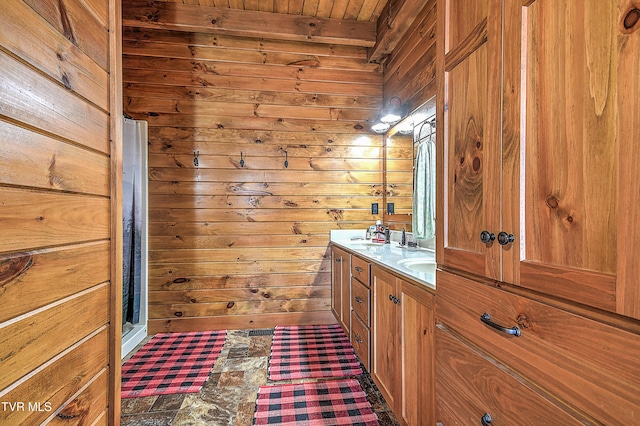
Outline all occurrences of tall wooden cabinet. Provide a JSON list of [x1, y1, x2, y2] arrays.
[[437, 0, 640, 318], [436, 0, 640, 423]]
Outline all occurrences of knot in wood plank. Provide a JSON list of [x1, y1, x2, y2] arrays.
[[623, 8, 640, 31], [0, 254, 34, 288]]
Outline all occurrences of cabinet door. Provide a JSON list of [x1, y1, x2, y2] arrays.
[[340, 254, 351, 335], [437, 0, 503, 280], [400, 281, 435, 426], [331, 247, 342, 321], [371, 266, 400, 413], [331, 246, 350, 332], [504, 0, 640, 318], [331, 247, 342, 322]]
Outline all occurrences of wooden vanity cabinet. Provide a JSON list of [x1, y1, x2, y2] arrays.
[[331, 248, 436, 425], [371, 265, 435, 426], [331, 246, 351, 335]]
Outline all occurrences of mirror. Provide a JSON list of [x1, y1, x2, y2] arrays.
[[383, 118, 414, 230], [383, 99, 436, 236]]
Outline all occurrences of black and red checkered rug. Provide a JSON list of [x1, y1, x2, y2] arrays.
[[121, 330, 226, 398], [268, 324, 362, 381], [253, 379, 380, 425]]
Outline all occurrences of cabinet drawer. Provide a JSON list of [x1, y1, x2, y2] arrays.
[[437, 270, 640, 425], [351, 255, 370, 285], [435, 325, 583, 425], [351, 278, 370, 327], [351, 310, 370, 371]]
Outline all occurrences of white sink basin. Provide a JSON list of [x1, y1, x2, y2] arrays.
[[398, 258, 436, 274]]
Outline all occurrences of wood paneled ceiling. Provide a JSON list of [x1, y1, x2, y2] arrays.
[[125, 0, 424, 62], [154, 0, 390, 22]]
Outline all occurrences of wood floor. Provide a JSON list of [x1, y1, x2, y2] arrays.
[[121, 328, 399, 425]]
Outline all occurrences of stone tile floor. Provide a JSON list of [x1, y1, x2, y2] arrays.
[[121, 329, 399, 425]]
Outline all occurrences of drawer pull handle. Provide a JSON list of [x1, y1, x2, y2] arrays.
[[480, 313, 521, 337], [335, 258, 341, 263], [354, 296, 364, 304], [354, 333, 363, 344], [389, 294, 394, 301], [355, 266, 364, 273], [481, 413, 492, 425]]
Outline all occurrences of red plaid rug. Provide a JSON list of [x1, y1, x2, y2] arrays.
[[268, 324, 362, 381], [121, 330, 226, 398], [253, 379, 380, 425]]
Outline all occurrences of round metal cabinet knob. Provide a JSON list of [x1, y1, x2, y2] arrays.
[[480, 230, 496, 243], [497, 231, 515, 246]]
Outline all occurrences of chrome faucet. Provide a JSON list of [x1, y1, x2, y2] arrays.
[[400, 228, 406, 246]]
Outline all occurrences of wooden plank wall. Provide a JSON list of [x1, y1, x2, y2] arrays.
[[381, 0, 437, 229], [121, 13, 384, 332], [383, 0, 437, 113], [0, 0, 120, 424]]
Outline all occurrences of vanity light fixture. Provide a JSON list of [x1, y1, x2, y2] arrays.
[[397, 118, 414, 135], [370, 97, 408, 133], [371, 117, 391, 134], [380, 96, 407, 124]]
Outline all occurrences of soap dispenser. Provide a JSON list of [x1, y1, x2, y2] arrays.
[[373, 220, 385, 243]]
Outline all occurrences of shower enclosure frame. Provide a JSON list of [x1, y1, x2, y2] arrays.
[[121, 117, 149, 358]]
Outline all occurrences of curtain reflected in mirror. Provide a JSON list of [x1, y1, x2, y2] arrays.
[[383, 99, 436, 247], [412, 118, 436, 240]]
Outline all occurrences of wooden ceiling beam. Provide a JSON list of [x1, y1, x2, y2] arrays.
[[122, 0, 377, 47], [367, 0, 425, 63]]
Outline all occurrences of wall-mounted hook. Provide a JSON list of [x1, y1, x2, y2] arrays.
[[240, 151, 245, 168], [193, 150, 199, 167], [283, 150, 289, 168]]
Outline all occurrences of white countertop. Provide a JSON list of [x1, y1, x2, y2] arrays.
[[330, 230, 436, 290]]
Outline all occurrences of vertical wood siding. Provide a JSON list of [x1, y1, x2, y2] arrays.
[[0, 0, 116, 424], [121, 19, 384, 332]]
